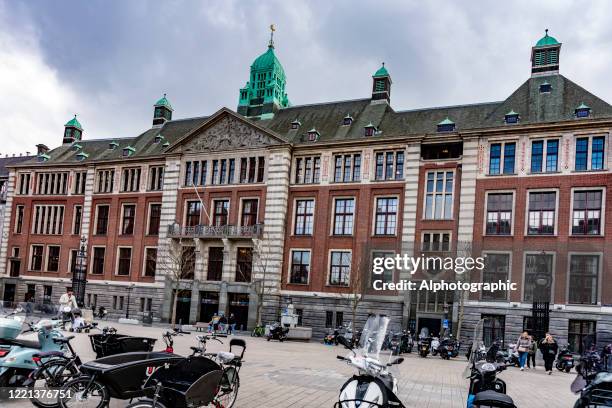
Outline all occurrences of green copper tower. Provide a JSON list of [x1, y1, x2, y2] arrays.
[[238, 25, 290, 119], [531, 29, 561, 76]]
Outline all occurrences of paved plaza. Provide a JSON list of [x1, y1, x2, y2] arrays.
[[7, 322, 576, 407]]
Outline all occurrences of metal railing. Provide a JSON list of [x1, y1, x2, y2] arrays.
[[168, 224, 263, 239]]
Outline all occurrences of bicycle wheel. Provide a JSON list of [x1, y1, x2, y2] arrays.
[[215, 368, 239, 408], [59, 376, 109, 408], [29, 359, 79, 408], [125, 400, 167, 408]]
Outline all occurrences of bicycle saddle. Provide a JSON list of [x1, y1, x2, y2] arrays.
[[33, 350, 65, 359], [217, 351, 235, 363]]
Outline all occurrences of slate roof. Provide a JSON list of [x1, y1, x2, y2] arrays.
[[0, 155, 35, 176], [16, 73, 612, 166]]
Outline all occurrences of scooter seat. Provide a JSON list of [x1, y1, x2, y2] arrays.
[[0, 338, 41, 349], [33, 351, 65, 359], [473, 390, 516, 407]]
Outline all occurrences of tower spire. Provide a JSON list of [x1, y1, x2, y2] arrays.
[[268, 24, 275, 49]]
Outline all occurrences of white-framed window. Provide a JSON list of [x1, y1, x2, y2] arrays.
[[488, 141, 516, 175], [575, 135, 606, 171], [72, 205, 83, 235], [333, 153, 361, 182], [481, 252, 511, 301], [239, 156, 265, 184], [96, 169, 115, 193], [94, 204, 110, 235], [294, 156, 321, 184], [45, 245, 60, 272], [289, 249, 311, 284], [120, 204, 136, 235], [239, 198, 259, 227], [421, 231, 451, 252], [91, 246, 105, 275], [35, 172, 69, 195], [374, 197, 398, 235], [526, 190, 557, 235], [211, 199, 230, 226], [328, 250, 351, 286], [17, 173, 31, 195], [523, 252, 554, 303], [570, 188, 605, 236], [184, 160, 208, 186], [374, 150, 404, 181], [116, 247, 132, 276], [371, 251, 395, 284], [143, 247, 157, 277], [424, 170, 454, 220], [14, 205, 25, 233], [120, 167, 141, 192], [32, 205, 65, 235], [568, 253, 601, 305], [530, 139, 559, 173], [333, 197, 355, 235], [29, 245, 44, 271], [147, 203, 162, 235], [485, 191, 514, 235], [148, 165, 164, 191], [294, 199, 315, 235], [72, 171, 87, 194]]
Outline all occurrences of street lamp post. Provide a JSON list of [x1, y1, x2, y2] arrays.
[[72, 236, 88, 307]]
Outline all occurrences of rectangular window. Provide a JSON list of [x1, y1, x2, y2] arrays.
[[325, 311, 334, 328], [186, 201, 201, 227], [422, 232, 450, 252], [335, 312, 344, 328], [482, 314, 506, 346], [372, 251, 394, 283], [96, 169, 114, 193], [290, 250, 311, 284], [572, 190, 602, 235], [248, 157, 256, 183], [92, 247, 105, 275], [35, 172, 69, 195], [546, 140, 559, 172], [489, 142, 516, 175], [184, 161, 208, 186], [121, 204, 136, 235], [212, 200, 229, 226], [148, 203, 161, 235], [294, 200, 314, 235], [73, 171, 87, 194], [241, 199, 258, 226], [148, 166, 164, 191], [425, 171, 454, 219], [524, 253, 553, 302], [207, 247, 224, 281], [503, 143, 515, 174], [70, 249, 78, 274], [486, 193, 513, 235], [228, 158, 235, 184], [239, 158, 248, 183], [333, 153, 362, 182], [43, 286, 52, 304], [569, 255, 599, 305], [374, 151, 404, 180], [257, 157, 265, 182], [527, 192, 556, 235], [117, 247, 132, 276], [17, 173, 31, 195], [489, 144, 501, 174], [568, 320, 596, 354], [30, 245, 44, 271], [575, 138, 588, 171], [95, 205, 110, 235], [181, 247, 195, 279], [14, 205, 24, 233], [144, 248, 157, 277], [294, 156, 321, 184], [482, 254, 510, 300], [531, 141, 543, 173], [531, 140, 559, 173], [219, 159, 227, 184], [73, 205, 82, 235], [375, 197, 397, 235], [333, 198, 355, 235], [32, 205, 65, 235], [121, 168, 141, 192], [329, 251, 351, 286], [235, 248, 253, 282], [46, 246, 60, 272], [592, 136, 605, 170]]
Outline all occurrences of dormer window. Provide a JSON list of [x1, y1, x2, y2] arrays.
[[307, 128, 320, 142], [539, 81, 552, 93], [291, 119, 301, 130], [575, 103, 591, 118], [437, 118, 455, 132], [163, 141, 170, 147], [37, 154, 50, 163], [109, 141, 119, 150], [504, 110, 520, 124], [76, 152, 89, 161], [72, 143, 82, 151], [154, 134, 165, 144], [343, 115, 353, 126], [364, 123, 377, 137], [123, 146, 136, 157]]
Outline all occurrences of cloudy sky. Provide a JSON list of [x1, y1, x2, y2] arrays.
[[2, 0, 612, 154]]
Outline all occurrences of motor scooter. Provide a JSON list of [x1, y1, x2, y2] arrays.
[[266, 322, 289, 342], [431, 336, 440, 356], [555, 344, 575, 373], [0, 309, 67, 387]]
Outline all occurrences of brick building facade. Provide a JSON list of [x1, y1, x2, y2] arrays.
[[0, 31, 610, 347]]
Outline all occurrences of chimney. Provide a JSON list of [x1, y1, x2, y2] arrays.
[[26, 151, 30, 156], [36, 144, 50, 156]]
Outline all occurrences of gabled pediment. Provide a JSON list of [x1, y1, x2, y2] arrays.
[[168, 108, 287, 153]]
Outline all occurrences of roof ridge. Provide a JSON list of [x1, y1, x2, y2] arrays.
[[280, 97, 371, 110], [394, 100, 502, 114]]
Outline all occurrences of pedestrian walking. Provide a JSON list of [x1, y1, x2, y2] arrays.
[[539, 333, 558, 375], [516, 331, 532, 371], [228, 313, 236, 334], [527, 335, 537, 369]]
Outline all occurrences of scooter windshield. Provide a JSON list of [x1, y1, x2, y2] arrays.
[[463, 319, 486, 379], [357, 314, 390, 359]]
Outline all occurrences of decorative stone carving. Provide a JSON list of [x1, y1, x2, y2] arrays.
[[183, 114, 281, 152]]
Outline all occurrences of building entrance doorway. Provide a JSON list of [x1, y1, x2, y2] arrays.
[[228, 293, 249, 331], [417, 317, 442, 337], [174, 290, 192, 325], [199, 291, 219, 323], [2, 284, 15, 303]]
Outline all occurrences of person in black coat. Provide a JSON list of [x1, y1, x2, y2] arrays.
[[539, 333, 559, 374]]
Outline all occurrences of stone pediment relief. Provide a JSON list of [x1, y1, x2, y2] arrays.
[[182, 114, 281, 153]]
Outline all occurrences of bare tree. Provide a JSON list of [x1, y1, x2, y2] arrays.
[[339, 245, 371, 332], [155, 238, 197, 328], [454, 240, 475, 342]]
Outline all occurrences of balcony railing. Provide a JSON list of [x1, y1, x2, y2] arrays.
[[168, 224, 263, 239]]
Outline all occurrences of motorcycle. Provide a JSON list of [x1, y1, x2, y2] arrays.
[[335, 314, 405, 408], [418, 336, 431, 358], [505, 343, 520, 367], [389, 332, 401, 356], [94, 306, 108, 320], [0, 308, 67, 387], [431, 336, 440, 356], [266, 322, 289, 342], [465, 318, 516, 408], [555, 344, 575, 373], [571, 331, 612, 408], [439, 337, 457, 360], [399, 330, 412, 354]]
